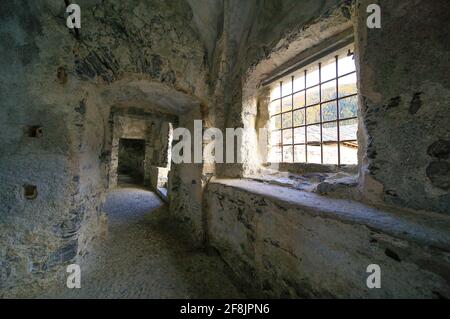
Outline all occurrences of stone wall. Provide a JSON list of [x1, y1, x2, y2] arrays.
[[0, 0, 208, 296], [166, 0, 450, 255], [214, 0, 350, 177], [355, 0, 450, 213], [166, 1, 353, 245], [202, 0, 450, 298], [1, 0, 449, 298], [0, 1, 110, 295], [149, 166, 170, 190], [212, 0, 450, 214], [168, 107, 206, 246], [206, 179, 450, 298]]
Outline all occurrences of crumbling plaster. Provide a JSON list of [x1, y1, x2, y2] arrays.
[[355, 0, 450, 213], [206, 179, 450, 298], [0, 0, 208, 296]]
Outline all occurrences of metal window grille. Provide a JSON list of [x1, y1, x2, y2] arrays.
[[269, 44, 358, 166]]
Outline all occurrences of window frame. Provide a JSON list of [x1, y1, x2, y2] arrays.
[[267, 43, 358, 166]]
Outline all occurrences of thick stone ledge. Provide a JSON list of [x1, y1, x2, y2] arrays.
[[205, 178, 450, 298], [210, 179, 450, 250]]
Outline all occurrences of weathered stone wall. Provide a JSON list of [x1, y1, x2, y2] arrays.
[[168, 107, 206, 246], [70, 89, 110, 289], [214, 0, 350, 177], [1, 0, 449, 298], [0, 1, 109, 296], [147, 120, 172, 169], [214, 0, 450, 214], [165, 1, 356, 246], [149, 166, 170, 190], [0, 0, 208, 296], [203, 0, 450, 298], [206, 179, 450, 298], [168, 0, 450, 251], [355, 0, 450, 213]]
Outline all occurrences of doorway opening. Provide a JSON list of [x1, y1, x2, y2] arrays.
[[152, 122, 173, 201], [117, 138, 146, 187]]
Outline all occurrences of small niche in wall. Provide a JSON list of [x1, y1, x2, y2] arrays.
[[23, 184, 38, 200], [26, 125, 43, 138]]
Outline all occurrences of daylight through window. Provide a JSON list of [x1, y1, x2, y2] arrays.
[[269, 43, 358, 165]]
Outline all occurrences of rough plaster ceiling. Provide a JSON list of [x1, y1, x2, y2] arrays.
[[186, 0, 224, 60], [102, 79, 200, 115], [101, 1, 226, 115]]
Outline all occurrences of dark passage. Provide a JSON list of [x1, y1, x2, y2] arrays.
[[118, 138, 146, 185]]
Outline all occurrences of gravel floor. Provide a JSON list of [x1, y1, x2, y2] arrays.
[[42, 186, 243, 299]]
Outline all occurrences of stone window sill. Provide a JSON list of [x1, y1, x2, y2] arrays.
[[209, 178, 450, 250], [246, 165, 359, 199]]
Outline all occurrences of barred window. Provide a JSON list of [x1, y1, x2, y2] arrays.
[[268, 43, 358, 165]]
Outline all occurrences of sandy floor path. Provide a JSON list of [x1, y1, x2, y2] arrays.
[[42, 187, 242, 299]]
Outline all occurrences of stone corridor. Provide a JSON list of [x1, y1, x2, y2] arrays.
[[2, 0, 449, 299], [41, 187, 242, 299]]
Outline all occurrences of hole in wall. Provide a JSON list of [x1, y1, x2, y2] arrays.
[[384, 248, 401, 262], [26, 126, 43, 138], [23, 185, 38, 200], [57, 66, 68, 84]]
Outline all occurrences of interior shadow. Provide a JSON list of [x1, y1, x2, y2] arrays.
[[117, 138, 146, 187]]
